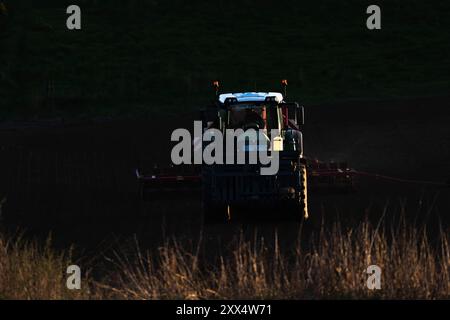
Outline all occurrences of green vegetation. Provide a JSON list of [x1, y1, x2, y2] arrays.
[[1, 0, 450, 119], [1, 218, 449, 299]]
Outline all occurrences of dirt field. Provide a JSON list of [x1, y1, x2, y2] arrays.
[[0, 96, 449, 253]]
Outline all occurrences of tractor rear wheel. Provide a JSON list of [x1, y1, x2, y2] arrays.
[[299, 162, 308, 219], [287, 162, 308, 221]]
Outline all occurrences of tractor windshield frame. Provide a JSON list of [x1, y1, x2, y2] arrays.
[[226, 103, 281, 132]]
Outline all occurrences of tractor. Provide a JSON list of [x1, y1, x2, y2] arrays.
[[200, 81, 308, 223], [136, 80, 353, 224]]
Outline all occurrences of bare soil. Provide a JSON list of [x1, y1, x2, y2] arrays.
[[0, 96, 449, 252]]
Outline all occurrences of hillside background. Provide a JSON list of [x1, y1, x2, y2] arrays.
[[0, 0, 449, 119]]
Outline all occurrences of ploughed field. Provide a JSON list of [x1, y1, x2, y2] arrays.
[[0, 96, 449, 252]]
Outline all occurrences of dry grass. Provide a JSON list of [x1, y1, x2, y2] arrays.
[[0, 218, 449, 300], [0, 234, 95, 299], [106, 219, 449, 300]]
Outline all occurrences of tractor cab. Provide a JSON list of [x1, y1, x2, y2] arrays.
[[203, 90, 305, 154], [221, 93, 282, 133], [218, 92, 285, 131]]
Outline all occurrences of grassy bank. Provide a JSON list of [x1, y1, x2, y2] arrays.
[[1, 218, 448, 299]]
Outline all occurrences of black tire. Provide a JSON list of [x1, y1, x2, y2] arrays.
[[299, 162, 308, 219], [286, 162, 308, 222], [201, 167, 228, 224]]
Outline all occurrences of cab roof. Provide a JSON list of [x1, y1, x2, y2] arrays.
[[218, 92, 284, 104]]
